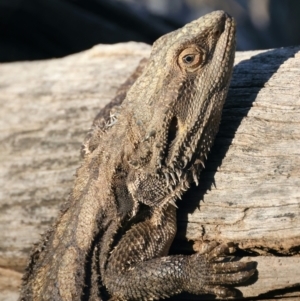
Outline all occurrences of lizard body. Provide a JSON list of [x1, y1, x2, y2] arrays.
[[20, 10, 255, 301]]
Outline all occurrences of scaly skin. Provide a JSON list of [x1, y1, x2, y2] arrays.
[[20, 10, 255, 301]]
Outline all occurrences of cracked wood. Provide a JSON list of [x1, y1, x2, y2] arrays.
[[0, 31, 300, 301]]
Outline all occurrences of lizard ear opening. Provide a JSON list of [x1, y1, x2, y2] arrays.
[[165, 116, 178, 161]]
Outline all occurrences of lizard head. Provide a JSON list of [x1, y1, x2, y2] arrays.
[[126, 10, 236, 208]]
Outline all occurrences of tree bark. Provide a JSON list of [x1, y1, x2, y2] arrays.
[[0, 43, 299, 300]]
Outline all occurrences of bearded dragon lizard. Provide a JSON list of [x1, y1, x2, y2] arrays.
[[20, 10, 255, 301]]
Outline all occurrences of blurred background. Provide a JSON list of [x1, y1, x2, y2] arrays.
[[1, 0, 300, 62]]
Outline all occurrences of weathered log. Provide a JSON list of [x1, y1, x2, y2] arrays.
[[0, 43, 299, 300]]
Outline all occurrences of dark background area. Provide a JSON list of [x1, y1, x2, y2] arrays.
[[1, 0, 300, 62]]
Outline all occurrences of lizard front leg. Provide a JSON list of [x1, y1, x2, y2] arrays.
[[102, 204, 255, 300]]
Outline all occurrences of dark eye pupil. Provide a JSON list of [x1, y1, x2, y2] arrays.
[[183, 55, 194, 64]]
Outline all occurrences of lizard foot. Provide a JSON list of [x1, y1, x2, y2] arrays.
[[186, 242, 256, 299]]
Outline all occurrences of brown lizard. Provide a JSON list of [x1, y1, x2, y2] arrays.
[[20, 10, 256, 301]]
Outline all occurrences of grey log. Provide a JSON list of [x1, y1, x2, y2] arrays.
[[0, 43, 299, 300]]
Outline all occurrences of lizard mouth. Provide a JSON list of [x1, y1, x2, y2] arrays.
[[165, 116, 178, 159]]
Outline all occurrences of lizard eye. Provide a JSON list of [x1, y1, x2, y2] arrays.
[[178, 47, 203, 70], [182, 54, 195, 64]]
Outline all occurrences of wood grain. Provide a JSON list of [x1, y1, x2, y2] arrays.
[[0, 43, 299, 300]]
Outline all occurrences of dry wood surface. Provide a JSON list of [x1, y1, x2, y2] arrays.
[[0, 43, 299, 300]]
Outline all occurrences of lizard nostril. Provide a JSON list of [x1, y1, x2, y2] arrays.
[[214, 30, 220, 37]]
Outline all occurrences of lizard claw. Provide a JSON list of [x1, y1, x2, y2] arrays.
[[186, 242, 257, 298]]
